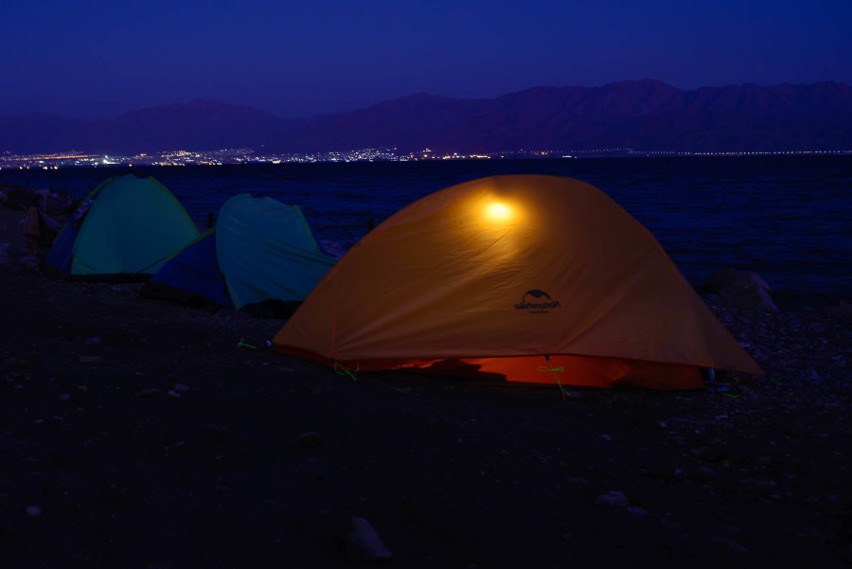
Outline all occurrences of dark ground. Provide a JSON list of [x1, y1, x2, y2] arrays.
[[1, 209, 850, 568]]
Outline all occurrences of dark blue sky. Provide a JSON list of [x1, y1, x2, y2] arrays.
[[2, 0, 850, 120]]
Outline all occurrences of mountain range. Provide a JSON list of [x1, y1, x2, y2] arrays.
[[2, 80, 851, 155]]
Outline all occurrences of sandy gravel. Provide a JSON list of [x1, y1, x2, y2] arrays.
[[1, 207, 850, 568]]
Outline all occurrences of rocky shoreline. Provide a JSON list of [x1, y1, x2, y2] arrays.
[[1, 205, 850, 567]]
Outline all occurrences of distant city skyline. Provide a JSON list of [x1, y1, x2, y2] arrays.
[[2, 0, 851, 120], [4, 147, 849, 173]]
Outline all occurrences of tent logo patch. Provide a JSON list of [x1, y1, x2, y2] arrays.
[[514, 289, 561, 314]]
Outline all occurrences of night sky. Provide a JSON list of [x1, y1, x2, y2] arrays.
[[3, 0, 851, 120]]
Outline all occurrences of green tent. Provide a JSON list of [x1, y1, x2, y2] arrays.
[[216, 194, 337, 308], [44, 174, 200, 279], [144, 194, 336, 311]]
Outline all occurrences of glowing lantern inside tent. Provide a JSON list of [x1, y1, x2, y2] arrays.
[[484, 201, 513, 223]]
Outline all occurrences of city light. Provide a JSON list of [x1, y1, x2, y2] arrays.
[[0, 146, 848, 169]]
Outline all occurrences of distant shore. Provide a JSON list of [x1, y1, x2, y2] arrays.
[[2, 147, 851, 170]]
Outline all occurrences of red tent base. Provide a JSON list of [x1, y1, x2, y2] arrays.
[[280, 346, 705, 390]]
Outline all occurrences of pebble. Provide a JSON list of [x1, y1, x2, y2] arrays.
[[719, 538, 749, 554], [692, 446, 725, 462], [19, 255, 39, 269], [740, 478, 778, 491], [3, 358, 39, 371], [688, 466, 719, 485], [594, 490, 629, 508], [299, 432, 323, 448]]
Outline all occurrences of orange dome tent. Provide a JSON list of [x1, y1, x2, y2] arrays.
[[274, 175, 762, 389]]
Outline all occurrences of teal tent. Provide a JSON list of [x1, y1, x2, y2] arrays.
[[44, 174, 200, 279], [143, 194, 336, 311]]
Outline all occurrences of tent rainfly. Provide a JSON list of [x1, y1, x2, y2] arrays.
[[43, 174, 199, 279], [144, 194, 336, 310], [274, 175, 762, 389]]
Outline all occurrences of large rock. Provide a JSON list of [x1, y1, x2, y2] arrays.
[[31, 188, 76, 217], [1, 184, 37, 210], [0, 210, 28, 262], [703, 268, 779, 312], [0, 184, 75, 217]]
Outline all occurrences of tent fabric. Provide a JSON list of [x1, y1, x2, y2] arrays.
[[144, 230, 231, 307], [273, 175, 762, 389], [44, 174, 199, 278], [216, 194, 336, 309], [145, 194, 336, 310]]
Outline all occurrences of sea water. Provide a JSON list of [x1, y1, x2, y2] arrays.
[[4, 156, 851, 300]]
